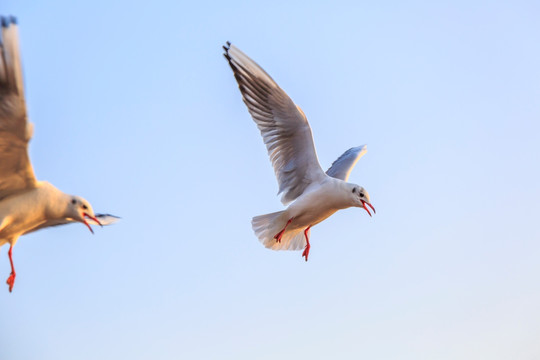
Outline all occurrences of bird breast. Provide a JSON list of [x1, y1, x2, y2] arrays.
[[286, 179, 351, 228], [0, 183, 65, 240]]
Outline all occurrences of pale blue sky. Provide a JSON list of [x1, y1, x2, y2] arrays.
[[1, 1, 539, 359]]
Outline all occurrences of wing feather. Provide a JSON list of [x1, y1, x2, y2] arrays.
[[326, 145, 367, 181], [23, 213, 120, 235], [224, 43, 325, 204], [0, 16, 36, 201]]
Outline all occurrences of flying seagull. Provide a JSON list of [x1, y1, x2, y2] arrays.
[[223, 42, 375, 261], [0, 16, 119, 292]]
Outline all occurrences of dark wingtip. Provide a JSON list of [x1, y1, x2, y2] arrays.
[[96, 213, 121, 219], [0, 16, 16, 27], [223, 42, 232, 61]]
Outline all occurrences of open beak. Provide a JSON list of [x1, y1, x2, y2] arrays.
[[83, 213, 103, 234], [361, 200, 376, 217]]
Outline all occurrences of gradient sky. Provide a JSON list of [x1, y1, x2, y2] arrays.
[[1, 1, 539, 359]]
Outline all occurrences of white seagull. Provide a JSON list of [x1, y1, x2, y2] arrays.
[[0, 16, 119, 292], [224, 42, 375, 261]]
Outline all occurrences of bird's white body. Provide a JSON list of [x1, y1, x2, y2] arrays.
[[285, 178, 351, 228], [224, 42, 375, 260], [252, 177, 365, 252], [0, 182, 69, 247]]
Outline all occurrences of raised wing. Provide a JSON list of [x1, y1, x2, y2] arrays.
[[224, 42, 326, 205], [0, 16, 36, 201], [23, 219, 72, 235], [326, 145, 367, 181], [90, 214, 121, 226], [23, 213, 120, 235]]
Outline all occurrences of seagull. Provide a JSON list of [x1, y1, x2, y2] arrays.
[[0, 16, 119, 292], [223, 42, 375, 261]]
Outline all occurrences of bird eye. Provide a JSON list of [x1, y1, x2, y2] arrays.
[[352, 188, 356, 193], [360, 193, 364, 198], [82, 205, 88, 210], [71, 199, 76, 205]]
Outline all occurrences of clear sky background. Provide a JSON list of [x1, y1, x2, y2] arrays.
[[1, 0, 539, 359]]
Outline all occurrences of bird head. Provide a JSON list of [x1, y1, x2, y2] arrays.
[[68, 196, 102, 234], [350, 185, 376, 217]]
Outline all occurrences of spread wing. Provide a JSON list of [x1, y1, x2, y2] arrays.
[[90, 214, 121, 226], [326, 145, 367, 181], [0, 16, 36, 201], [224, 42, 326, 205], [23, 219, 72, 235], [23, 213, 120, 235]]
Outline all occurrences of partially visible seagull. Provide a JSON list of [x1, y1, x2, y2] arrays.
[[0, 16, 119, 292], [223, 42, 375, 261]]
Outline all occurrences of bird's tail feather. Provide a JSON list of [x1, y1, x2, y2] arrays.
[[252, 211, 307, 251]]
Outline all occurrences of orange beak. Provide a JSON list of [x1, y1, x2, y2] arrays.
[[361, 200, 376, 217]]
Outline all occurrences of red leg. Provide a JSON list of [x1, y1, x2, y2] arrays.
[[302, 226, 312, 262], [6, 245, 16, 293], [274, 218, 293, 243]]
